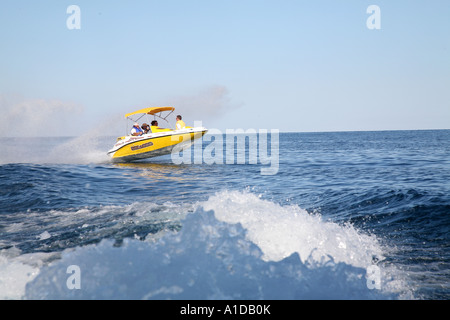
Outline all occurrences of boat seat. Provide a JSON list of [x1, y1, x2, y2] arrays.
[[150, 126, 173, 133]]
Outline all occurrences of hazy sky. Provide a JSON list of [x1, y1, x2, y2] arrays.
[[1, 0, 449, 136]]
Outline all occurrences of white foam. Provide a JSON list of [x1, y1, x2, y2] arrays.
[[0, 189, 411, 300], [203, 190, 383, 268], [0, 253, 40, 300], [37, 231, 51, 241], [23, 191, 414, 299]]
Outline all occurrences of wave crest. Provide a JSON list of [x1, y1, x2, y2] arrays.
[[25, 191, 413, 299]]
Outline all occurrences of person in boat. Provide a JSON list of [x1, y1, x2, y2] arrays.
[[150, 120, 160, 133], [150, 120, 171, 133], [141, 123, 150, 134], [176, 115, 186, 130], [131, 123, 144, 136]]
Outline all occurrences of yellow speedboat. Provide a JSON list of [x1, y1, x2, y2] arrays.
[[107, 106, 207, 162]]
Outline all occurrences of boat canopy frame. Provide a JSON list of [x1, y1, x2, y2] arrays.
[[125, 106, 175, 128]]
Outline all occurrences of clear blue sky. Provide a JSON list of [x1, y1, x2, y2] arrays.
[[1, 0, 449, 136]]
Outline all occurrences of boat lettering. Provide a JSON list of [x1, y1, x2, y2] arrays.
[[130, 141, 153, 151]]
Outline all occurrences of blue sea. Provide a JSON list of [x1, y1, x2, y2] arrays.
[[0, 130, 449, 300]]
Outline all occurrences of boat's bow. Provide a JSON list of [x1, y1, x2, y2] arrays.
[[108, 126, 207, 162]]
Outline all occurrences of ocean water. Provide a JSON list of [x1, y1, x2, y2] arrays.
[[0, 130, 449, 300]]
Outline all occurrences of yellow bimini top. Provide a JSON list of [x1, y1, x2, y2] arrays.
[[125, 106, 175, 133], [125, 106, 175, 118]]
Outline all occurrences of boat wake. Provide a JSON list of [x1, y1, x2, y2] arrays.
[[14, 190, 414, 300]]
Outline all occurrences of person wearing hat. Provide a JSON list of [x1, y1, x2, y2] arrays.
[[141, 123, 150, 134], [131, 123, 144, 136]]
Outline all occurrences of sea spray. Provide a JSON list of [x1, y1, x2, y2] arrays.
[[46, 114, 123, 164], [203, 190, 384, 268], [0, 114, 121, 165], [0, 254, 39, 300], [47, 135, 111, 164], [25, 191, 412, 299]]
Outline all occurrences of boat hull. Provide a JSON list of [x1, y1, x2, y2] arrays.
[[107, 128, 207, 162]]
